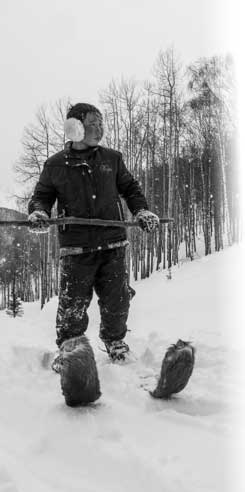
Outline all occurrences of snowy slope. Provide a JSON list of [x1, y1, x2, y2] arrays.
[[0, 245, 244, 492]]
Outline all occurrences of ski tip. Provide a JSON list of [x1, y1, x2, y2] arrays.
[[150, 340, 195, 399]]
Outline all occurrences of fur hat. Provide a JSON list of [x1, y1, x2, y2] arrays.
[[64, 103, 103, 142]]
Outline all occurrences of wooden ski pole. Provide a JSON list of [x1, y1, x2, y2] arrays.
[[0, 217, 174, 228]]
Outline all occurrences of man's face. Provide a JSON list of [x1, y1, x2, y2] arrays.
[[83, 112, 104, 146]]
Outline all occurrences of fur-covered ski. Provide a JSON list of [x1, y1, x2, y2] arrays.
[[59, 335, 101, 407], [99, 339, 195, 398], [150, 340, 195, 399]]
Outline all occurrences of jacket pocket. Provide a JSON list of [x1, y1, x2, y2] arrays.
[[58, 208, 68, 234], [117, 198, 124, 221]]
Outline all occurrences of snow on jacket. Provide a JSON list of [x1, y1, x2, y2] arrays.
[[28, 142, 148, 250]]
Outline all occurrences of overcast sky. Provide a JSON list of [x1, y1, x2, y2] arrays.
[[0, 0, 237, 207]]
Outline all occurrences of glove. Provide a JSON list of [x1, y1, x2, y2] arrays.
[[150, 340, 195, 399], [28, 210, 50, 233], [135, 209, 159, 232]]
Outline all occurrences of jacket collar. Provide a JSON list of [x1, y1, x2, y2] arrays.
[[64, 141, 99, 155], [64, 141, 101, 167]]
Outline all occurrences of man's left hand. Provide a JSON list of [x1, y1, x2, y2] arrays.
[[135, 210, 160, 232]]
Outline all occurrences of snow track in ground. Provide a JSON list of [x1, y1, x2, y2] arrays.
[[0, 245, 244, 492]]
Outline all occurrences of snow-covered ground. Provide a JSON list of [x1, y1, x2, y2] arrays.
[[0, 245, 244, 492]]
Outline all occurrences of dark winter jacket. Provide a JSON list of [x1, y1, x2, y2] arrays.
[[28, 143, 148, 249]]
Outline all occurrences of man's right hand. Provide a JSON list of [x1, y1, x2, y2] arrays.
[[28, 210, 50, 233]]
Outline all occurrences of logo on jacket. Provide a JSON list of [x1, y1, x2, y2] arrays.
[[100, 164, 112, 174]]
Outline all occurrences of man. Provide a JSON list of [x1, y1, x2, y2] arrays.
[[28, 103, 159, 366]]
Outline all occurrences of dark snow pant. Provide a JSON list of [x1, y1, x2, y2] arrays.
[[56, 247, 133, 348]]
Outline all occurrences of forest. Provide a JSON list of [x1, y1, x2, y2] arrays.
[[0, 49, 239, 312]]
